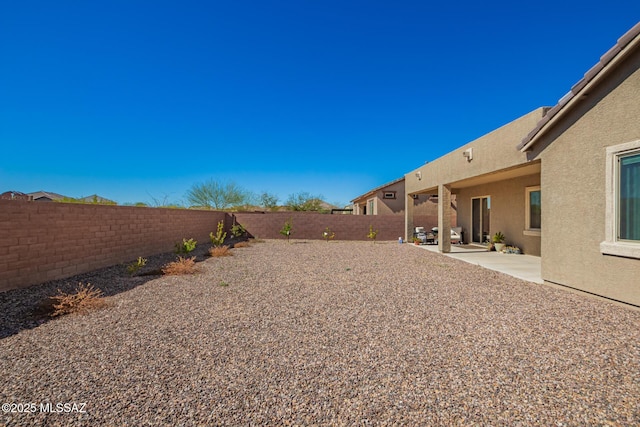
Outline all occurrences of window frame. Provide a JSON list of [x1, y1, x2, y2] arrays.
[[524, 186, 541, 237], [367, 198, 376, 215], [383, 191, 396, 200], [601, 139, 640, 259]]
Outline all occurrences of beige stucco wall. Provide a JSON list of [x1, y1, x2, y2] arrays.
[[532, 46, 640, 306], [405, 108, 547, 195], [353, 180, 440, 217], [456, 174, 541, 255], [375, 180, 405, 215]]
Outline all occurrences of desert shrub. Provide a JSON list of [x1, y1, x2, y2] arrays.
[[234, 241, 251, 248], [322, 227, 335, 242], [209, 245, 233, 257], [280, 218, 293, 242], [367, 225, 378, 243], [49, 283, 108, 317], [162, 256, 197, 275], [126, 256, 147, 276], [175, 238, 197, 255], [230, 223, 246, 238], [210, 221, 227, 247]]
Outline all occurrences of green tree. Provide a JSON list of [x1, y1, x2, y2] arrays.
[[286, 192, 326, 212], [259, 191, 279, 211], [186, 179, 251, 210]]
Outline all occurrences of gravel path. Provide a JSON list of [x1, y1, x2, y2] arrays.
[[1, 240, 639, 426]]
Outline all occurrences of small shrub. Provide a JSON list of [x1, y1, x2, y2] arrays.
[[162, 256, 197, 275], [175, 238, 197, 255], [49, 283, 108, 317], [367, 225, 378, 243], [322, 227, 335, 242], [234, 241, 251, 248], [209, 245, 233, 257], [280, 218, 293, 242], [210, 221, 227, 247], [230, 223, 246, 238], [219, 281, 229, 287], [126, 256, 147, 276]]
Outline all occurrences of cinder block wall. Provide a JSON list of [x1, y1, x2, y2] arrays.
[[0, 203, 405, 292], [233, 212, 404, 241], [0, 201, 229, 292]]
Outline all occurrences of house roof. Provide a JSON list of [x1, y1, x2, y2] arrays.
[[350, 176, 404, 203], [0, 191, 32, 200], [518, 22, 640, 152], [28, 190, 69, 201]]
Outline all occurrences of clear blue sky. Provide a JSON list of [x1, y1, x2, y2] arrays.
[[1, 1, 639, 207]]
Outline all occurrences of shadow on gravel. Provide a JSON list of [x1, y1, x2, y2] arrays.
[[0, 239, 247, 340]]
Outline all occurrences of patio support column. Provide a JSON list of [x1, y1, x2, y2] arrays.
[[405, 193, 415, 243], [438, 184, 452, 253]]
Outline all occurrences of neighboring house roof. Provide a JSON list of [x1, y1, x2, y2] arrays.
[[519, 22, 640, 152], [28, 190, 69, 201], [0, 191, 32, 201], [351, 177, 404, 203]]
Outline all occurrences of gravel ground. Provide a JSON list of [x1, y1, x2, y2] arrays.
[[1, 239, 639, 426]]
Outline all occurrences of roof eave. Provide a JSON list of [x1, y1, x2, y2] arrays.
[[518, 22, 640, 153], [350, 176, 405, 203]]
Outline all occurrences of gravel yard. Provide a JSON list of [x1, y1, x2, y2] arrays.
[[1, 240, 639, 426]]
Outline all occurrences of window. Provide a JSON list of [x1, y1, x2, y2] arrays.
[[619, 153, 640, 241], [601, 140, 640, 259], [524, 186, 541, 236], [383, 191, 396, 199], [367, 199, 375, 215]]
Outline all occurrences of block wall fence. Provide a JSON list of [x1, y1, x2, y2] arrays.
[[232, 211, 404, 241], [0, 201, 229, 292], [0, 201, 404, 292]]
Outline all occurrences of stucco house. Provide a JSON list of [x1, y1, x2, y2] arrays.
[[405, 22, 640, 307], [352, 176, 456, 230]]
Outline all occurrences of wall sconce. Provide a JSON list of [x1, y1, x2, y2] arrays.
[[415, 171, 422, 180], [462, 148, 473, 162]]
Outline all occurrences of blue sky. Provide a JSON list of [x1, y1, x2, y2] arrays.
[[1, 1, 639, 207]]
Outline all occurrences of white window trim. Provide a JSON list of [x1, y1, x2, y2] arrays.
[[524, 186, 541, 237], [367, 198, 376, 215], [601, 139, 640, 259], [383, 191, 396, 199]]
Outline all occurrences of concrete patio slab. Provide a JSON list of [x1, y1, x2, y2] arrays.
[[416, 244, 543, 284]]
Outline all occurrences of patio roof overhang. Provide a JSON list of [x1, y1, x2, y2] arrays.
[[409, 161, 541, 196]]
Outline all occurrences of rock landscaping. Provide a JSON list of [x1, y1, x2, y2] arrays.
[[1, 240, 638, 425]]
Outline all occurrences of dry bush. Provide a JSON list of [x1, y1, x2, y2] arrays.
[[49, 283, 109, 317], [162, 256, 198, 275], [233, 241, 251, 248], [209, 245, 233, 257]]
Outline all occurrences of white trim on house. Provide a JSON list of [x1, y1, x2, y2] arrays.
[[601, 139, 640, 259], [367, 198, 376, 215]]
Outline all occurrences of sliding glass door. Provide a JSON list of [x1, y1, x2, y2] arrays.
[[472, 196, 491, 244]]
